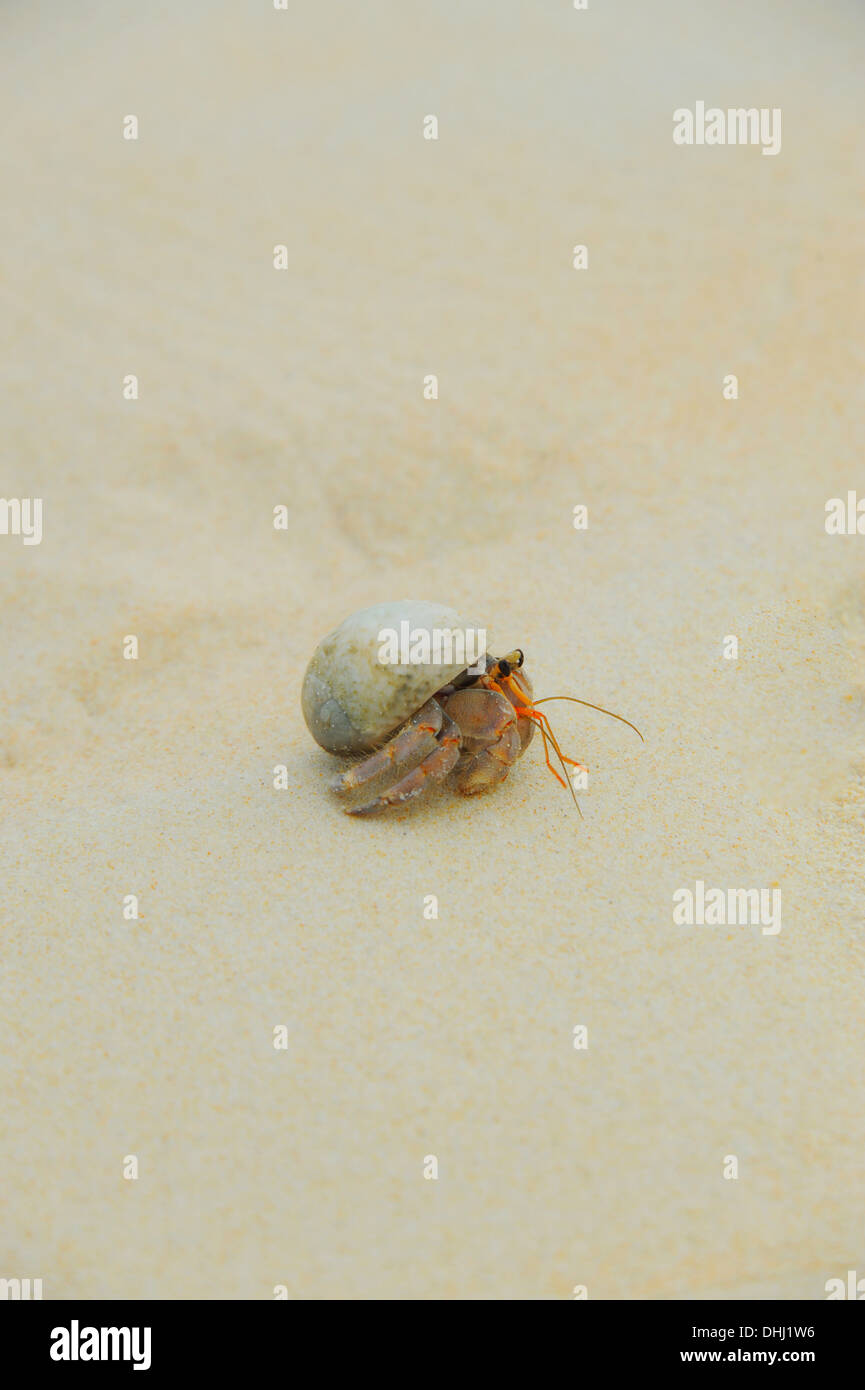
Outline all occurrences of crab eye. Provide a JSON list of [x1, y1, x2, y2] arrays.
[[514, 649, 524, 667], [499, 659, 511, 678]]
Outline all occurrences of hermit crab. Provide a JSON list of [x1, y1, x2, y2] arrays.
[[301, 600, 642, 816]]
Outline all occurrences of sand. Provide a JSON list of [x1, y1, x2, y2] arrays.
[[1, 0, 863, 1299]]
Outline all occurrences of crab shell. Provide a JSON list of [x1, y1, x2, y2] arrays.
[[301, 600, 484, 755]]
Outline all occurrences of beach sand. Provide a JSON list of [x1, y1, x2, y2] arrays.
[[1, 0, 863, 1298]]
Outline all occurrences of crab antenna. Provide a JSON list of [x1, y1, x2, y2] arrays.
[[533, 696, 645, 743], [498, 671, 585, 814], [534, 711, 583, 816]]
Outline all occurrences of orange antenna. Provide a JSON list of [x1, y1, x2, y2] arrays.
[[498, 673, 584, 814], [535, 712, 582, 814], [534, 696, 644, 743]]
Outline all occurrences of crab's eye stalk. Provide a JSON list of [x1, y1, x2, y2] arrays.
[[498, 649, 524, 675]]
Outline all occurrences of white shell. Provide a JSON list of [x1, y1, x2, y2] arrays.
[[302, 600, 482, 754]]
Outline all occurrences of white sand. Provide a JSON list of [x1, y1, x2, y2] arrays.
[[1, 0, 863, 1298]]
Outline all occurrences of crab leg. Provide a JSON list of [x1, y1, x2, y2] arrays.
[[330, 699, 443, 794], [496, 675, 588, 771], [523, 710, 568, 788], [346, 711, 461, 815]]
